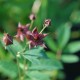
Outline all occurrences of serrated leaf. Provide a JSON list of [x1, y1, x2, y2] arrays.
[[57, 23, 71, 49], [64, 41, 80, 54], [22, 47, 48, 64], [0, 60, 18, 78], [61, 55, 79, 63], [29, 59, 63, 70]]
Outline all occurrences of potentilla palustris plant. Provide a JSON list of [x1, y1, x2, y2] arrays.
[[2, 13, 51, 80]]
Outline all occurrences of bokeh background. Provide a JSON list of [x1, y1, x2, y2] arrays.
[[0, 0, 80, 80]]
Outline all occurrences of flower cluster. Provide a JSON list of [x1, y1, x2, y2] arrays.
[[2, 14, 51, 49]]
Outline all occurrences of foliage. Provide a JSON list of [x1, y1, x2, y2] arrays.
[[0, 0, 80, 80]]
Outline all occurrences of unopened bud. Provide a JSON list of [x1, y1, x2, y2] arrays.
[[3, 33, 13, 46], [44, 19, 51, 27], [29, 13, 36, 20]]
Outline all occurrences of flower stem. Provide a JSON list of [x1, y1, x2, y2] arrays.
[[18, 45, 27, 54], [16, 55, 21, 80], [30, 20, 34, 29], [19, 45, 27, 80], [23, 58, 26, 80], [39, 26, 46, 34]]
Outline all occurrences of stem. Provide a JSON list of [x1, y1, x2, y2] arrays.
[[16, 55, 21, 80], [18, 45, 27, 54], [56, 50, 62, 60], [18, 45, 27, 80], [39, 26, 46, 34], [30, 20, 34, 29], [23, 58, 26, 80]]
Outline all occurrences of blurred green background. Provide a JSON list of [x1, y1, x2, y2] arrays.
[[0, 0, 80, 80]]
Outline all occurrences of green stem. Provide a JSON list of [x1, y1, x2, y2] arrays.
[[23, 58, 26, 80], [56, 50, 62, 60], [39, 26, 46, 34], [30, 20, 34, 29], [16, 55, 21, 80], [18, 45, 27, 80], [18, 45, 27, 54]]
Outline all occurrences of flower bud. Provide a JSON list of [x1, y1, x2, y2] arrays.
[[44, 19, 51, 27], [29, 13, 36, 20], [3, 33, 13, 46]]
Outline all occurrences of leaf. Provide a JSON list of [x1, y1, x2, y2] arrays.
[[5, 40, 23, 57], [46, 51, 56, 59], [27, 71, 50, 80], [64, 41, 80, 54], [22, 47, 48, 64], [70, 11, 80, 23], [0, 60, 18, 78], [61, 55, 79, 63], [25, 56, 41, 64], [29, 59, 63, 70], [57, 23, 71, 49], [45, 36, 57, 52]]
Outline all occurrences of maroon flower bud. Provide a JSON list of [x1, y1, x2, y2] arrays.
[[44, 19, 51, 27], [29, 13, 36, 20], [3, 33, 13, 46]]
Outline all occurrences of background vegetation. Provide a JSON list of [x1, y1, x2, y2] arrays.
[[0, 0, 80, 80]]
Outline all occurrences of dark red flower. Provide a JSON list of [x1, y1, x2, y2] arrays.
[[3, 33, 13, 46], [15, 22, 30, 41], [26, 27, 47, 49], [44, 19, 51, 27]]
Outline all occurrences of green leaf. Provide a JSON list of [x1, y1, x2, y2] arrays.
[[27, 71, 50, 80], [22, 47, 48, 64], [45, 36, 57, 52], [64, 41, 80, 54], [46, 51, 56, 59], [6, 40, 23, 57], [0, 60, 18, 78], [70, 11, 80, 23], [29, 59, 63, 70], [57, 23, 71, 49], [61, 55, 79, 63]]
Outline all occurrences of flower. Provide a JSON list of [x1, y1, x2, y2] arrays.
[[44, 19, 51, 27], [29, 13, 36, 20], [3, 33, 13, 46], [26, 27, 47, 49], [15, 22, 30, 41]]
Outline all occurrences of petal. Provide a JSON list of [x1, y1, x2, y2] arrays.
[[43, 33, 48, 37], [15, 31, 24, 41], [38, 33, 48, 40], [40, 43, 47, 48], [29, 41, 36, 49], [20, 34, 24, 41], [18, 22, 22, 28]]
